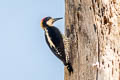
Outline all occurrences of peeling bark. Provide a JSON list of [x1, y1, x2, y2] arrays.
[[64, 0, 120, 80]]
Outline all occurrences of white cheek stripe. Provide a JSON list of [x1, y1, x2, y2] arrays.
[[46, 19, 53, 26], [45, 29, 55, 48]]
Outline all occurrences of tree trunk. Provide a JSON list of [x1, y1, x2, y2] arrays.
[[64, 0, 120, 80]]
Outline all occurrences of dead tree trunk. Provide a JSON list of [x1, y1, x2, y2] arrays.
[[64, 0, 120, 80]]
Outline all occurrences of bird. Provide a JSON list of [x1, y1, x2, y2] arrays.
[[40, 16, 73, 74]]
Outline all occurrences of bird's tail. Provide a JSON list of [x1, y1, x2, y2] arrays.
[[66, 62, 73, 74]]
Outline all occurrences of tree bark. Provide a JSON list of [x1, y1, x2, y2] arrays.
[[64, 0, 120, 80]]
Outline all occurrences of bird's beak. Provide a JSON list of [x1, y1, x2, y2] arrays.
[[53, 17, 63, 23]]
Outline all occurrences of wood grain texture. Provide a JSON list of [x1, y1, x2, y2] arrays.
[[64, 0, 120, 80]]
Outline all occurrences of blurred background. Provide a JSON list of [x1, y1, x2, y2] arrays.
[[0, 0, 65, 80]]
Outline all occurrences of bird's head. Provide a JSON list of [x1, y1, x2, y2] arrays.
[[40, 16, 62, 29]]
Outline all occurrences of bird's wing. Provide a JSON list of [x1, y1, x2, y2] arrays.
[[44, 27, 66, 64]]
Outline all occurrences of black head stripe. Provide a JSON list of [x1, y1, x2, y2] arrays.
[[42, 17, 52, 27], [44, 17, 52, 22]]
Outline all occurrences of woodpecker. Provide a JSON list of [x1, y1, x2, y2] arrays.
[[40, 16, 73, 73]]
